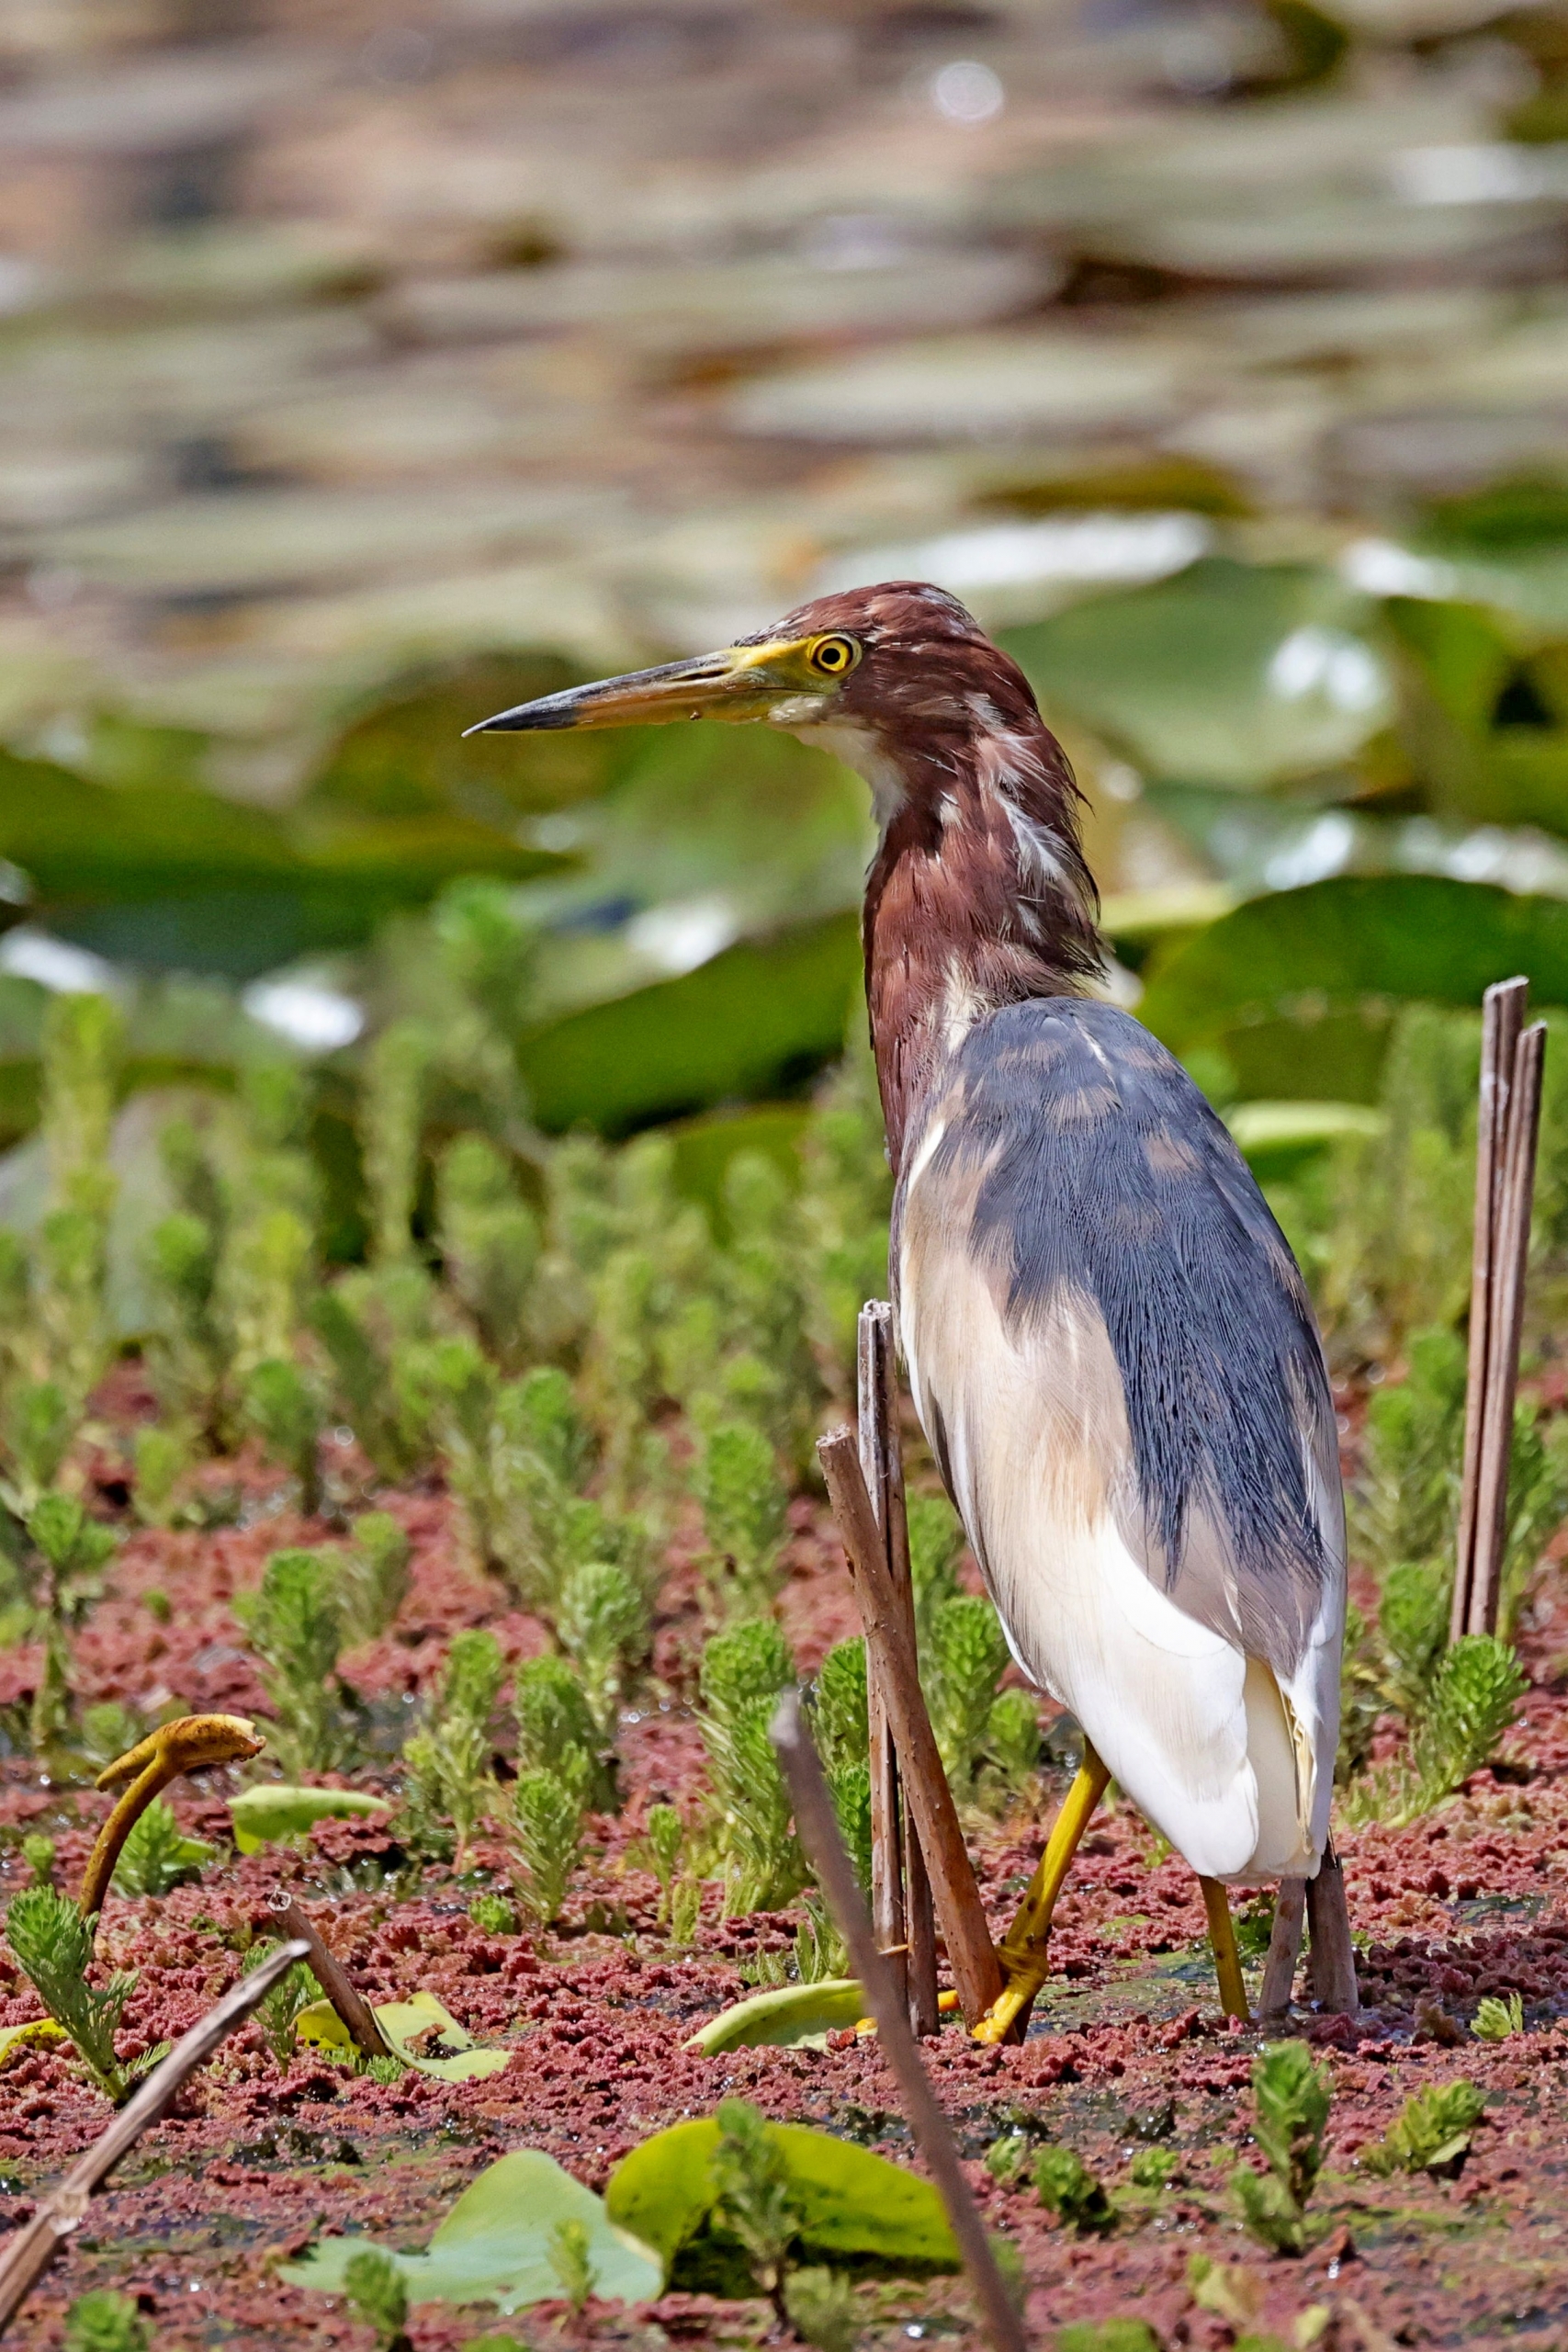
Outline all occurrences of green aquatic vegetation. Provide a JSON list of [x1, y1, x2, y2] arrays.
[[363, 1019, 434, 1266], [35, 990, 122, 1411], [402, 1628, 506, 1866], [24, 1491, 118, 1750], [486, 1366, 594, 1611], [63, 2291, 150, 2352], [0, 1379, 74, 1519], [4, 1886, 161, 2103], [1316, 1004, 1481, 1358], [924, 1593, 1010, 1800], [698, 1617, 805, 1916], [558, 1555, 649, 1736], [242, 1937, 321, 2071], [336, 1510, 412, 1645], [438, 1132, 540, 1370], [240, 1545, 351, 1775], [547, 2216, 597, 2316], [1056, 2325, 1158, 2352], [344, 2248, 414, 2352], [712, 2096, 806, 2318], [130, 1421, 190, 1527], [510, 1765, 584, 1927], [716, 1151, 821, 1454], [1233, 2039, 1332, 2255], [1361, 2079, 1487, 2176], [907, 1490, 964, 1658], [1347, 1634, 1529, 1827], [783, 2265, 860, 2352], [111, 1795, 213, 1898], [141, 1203, 225, 1433], [986, 2132, 1031, 2186], [21, 1831, 55, 1887], [1128, 2146, 1179, 2189], [797, 1030, 893, 1391], [469, 1890, 517, 1936], [243, 1356, 324, 1513], [513, 1652, 613, 1810], [1351, 1328, 1466, 1577], [697, 1419, 790, 1612], [645, 1802, 684, 1917], [1033, 2145, 1115, 2235], [1472, 1991, 1525, 2041], [309, 1283, 421, 1482]]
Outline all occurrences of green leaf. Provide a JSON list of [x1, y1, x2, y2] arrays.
[[0, 2018, 66, 2064], [683, 1979, 866, 2054], [227, 1784, 389, 1854], [1139, 876, 1568, 1057], [282, 2149, 662, 2310], [294, 1989, 512, 2082], [1000, 559, 1391, 789], [604, 2117, 959, 2280], [516, 912, 861, 1135]]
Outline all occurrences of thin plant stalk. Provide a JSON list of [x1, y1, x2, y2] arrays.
[[770, 1690, 1028, 2352], [0, 1939, 309, 2334]]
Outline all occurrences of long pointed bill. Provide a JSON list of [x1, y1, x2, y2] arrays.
[[463, 640, 819, 734]]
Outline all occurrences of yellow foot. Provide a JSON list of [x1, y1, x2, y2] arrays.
[[1200, 1875, 1251, 2022], [972, 1744, 1111, 2046]]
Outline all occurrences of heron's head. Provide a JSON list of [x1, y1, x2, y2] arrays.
[[465, 581, 1043, 821]]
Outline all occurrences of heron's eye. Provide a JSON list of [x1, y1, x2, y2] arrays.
[[807, 634, 860, 678]]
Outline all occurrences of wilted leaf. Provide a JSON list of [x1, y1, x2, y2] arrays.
[[294, 1988, 511, 2082], [228, 1784, 389, 1853], [283, 2149, 662, 2309], [683, 1978, 865, 2054], [604, 2116, 959, 2283]]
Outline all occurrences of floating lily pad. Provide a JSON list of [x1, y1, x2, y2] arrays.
[[1002, 560, 1392, 790], [283, 2149, 662, 2310], [604, 2117, 958, 2291], [1139, 874, 1568, 1053], [227, 1784, 389, 1854], [684, 1978, 865, 2053]]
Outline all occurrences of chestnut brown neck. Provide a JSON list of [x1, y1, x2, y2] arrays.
[[861, 717, 1102, 1173]]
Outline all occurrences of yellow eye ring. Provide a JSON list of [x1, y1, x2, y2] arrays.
[[807, 634, 860, 677]]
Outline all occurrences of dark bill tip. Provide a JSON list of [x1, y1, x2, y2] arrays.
[[462, 695, 581, 736]]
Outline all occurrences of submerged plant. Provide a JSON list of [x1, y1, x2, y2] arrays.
[[1233, 2039, 1332, 2255], [697, 1419, 791, 1611], [243, 1357, 324, 1514], [547, 2216, 597, 2316], [907, 1490, 964, 1658], [783, 2266, 860, 2352], [438, 1133, 540, 1370], [1346, 1634, 1529, 1827]]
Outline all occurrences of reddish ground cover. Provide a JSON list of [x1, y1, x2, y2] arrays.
[[5, 1412, 1568, 2351]]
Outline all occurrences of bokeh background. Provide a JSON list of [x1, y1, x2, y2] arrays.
[[6, 0, 1568, 1283]]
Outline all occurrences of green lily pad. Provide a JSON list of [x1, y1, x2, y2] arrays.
[[294, 1989, 511, 2083], [282, 2149, 662, 2310], [604, 2117, 959, 2289], [1139, 874, 1568, 1054], [1002, 559, 1391, 789], [227, 1784, 389, 1853], [684, 1979, 866, 2054]]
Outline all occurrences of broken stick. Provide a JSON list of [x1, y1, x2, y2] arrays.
[[0, 1938, 310, 2335], [772, 1691, 1029, 2352], [267, 1890, 392, 2058], [818, 1425, 1004, 2028], [1454, 977, 1528, 1636], [858, 1301, 939, 2037], [1469, 1016, 1547, 1638]]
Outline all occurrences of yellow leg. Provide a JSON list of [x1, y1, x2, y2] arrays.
[[1201, 1876, 1250, 2022], [972, 1743, 1111, 2045]]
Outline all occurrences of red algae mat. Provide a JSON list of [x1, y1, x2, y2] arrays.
[[6, 1455, 1568, 2350]]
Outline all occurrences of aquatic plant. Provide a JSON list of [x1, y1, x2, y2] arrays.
[[711, 2097, 805, 2319], [240, 1545, 352, 1774], [513, 1652, 613, 1811], [697, 1419, 790, 1612], [336, 1510, 412, 1645], [111, 1795, 213, 1899], [697, 1618, 805, 1916], [1472, 1992, 1524, 2041], [63, 2291, 150, 2352], [242, 1938, 321, 2072], [1033, 2146, 1115, 2235], [401, 1627, 506, 1866], [510, 1765, 584, 1926], [1361, 2079, 1487, 2176], [344, 2247, 413, 2352], [5, 1887, 161, 2103]]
